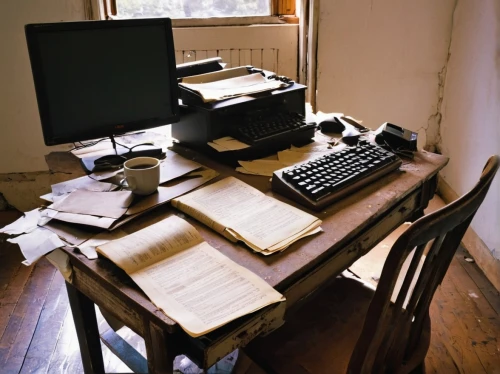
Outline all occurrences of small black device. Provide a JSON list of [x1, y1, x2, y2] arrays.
[[377, 122, 418, 151], [176, 57, 223, 79], [272, 140, 402, 211], [25, 18, 180, 172], [318, 116, 345, 134]]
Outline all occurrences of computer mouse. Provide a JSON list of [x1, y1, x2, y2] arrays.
[[94, 154, 127, 166], [319, 118, 345, 133]]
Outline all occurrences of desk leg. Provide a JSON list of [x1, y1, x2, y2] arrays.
[[66, 281, 105, 374], [144, 320, 176, 374]]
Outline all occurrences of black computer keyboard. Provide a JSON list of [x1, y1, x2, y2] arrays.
[[230, 112, 316, 145], [272, 140, 402, 210]]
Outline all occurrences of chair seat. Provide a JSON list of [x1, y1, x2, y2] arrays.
[[244, 276, 375, 374]]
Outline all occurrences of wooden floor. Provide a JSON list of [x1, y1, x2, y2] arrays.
[[1, 205, 499, 373]]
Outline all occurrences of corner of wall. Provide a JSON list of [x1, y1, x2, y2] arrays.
[[424, 0, 459, 153]]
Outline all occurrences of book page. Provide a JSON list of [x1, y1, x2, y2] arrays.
[[97, 216, 284, 337], [172, 177, 322, 252]]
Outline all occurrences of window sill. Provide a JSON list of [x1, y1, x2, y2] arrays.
[[109, 16, 298, 27]]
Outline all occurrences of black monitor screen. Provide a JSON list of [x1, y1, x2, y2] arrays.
[[25, 18, 179, 145]]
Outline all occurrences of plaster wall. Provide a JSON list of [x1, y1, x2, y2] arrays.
[[440, 0, 500, 259], [315, 0, 456, 149], [0, 0, 86, 174]]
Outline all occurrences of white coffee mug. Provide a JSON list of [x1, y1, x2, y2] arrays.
[[123, 157, 160, 195]]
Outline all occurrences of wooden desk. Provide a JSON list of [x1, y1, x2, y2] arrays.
[[62, 147, 448, 373]]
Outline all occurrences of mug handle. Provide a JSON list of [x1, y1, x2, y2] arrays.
[[120, 176, 137, 190]]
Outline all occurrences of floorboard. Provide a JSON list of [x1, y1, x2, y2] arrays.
[[1, 201, 499, 373]]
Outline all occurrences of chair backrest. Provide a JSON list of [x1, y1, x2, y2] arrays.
[[348, 155, 499, 374]]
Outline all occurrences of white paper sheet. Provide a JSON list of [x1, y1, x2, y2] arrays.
[[51, 176, 116, 196], [77, 230, 128, 260], [51, 190, 134, 219], [0, 209, 41, 235], [8, 227, 65, 266]]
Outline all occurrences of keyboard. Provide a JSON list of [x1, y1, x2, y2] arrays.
[[229, 112, 317, 145], [271, 140, 402, 210]]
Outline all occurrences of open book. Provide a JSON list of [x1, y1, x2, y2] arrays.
[[171, 177, 322, 255], [97, 215, 285, 337]]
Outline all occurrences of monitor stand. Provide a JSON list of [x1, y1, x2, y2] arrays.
[[79, 136, 164, 174]]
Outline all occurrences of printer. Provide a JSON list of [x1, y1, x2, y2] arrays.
[[171, 62, 315, 164]]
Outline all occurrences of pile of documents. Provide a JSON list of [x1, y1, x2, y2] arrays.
[[179, 66, 286, 103], [172, 177, 322, 255], [234, 133, 348, 177], [97, 215, 285, 337], [0, 151, 219, 266]]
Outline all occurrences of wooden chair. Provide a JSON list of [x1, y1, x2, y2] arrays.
[[243, 155, 499, 374]]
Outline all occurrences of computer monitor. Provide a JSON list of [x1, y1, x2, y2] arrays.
[[25, 18, 179, 171]]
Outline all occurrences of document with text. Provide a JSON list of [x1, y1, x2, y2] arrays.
[[171, 177, 322, 255], [97, 215, 285, 337]]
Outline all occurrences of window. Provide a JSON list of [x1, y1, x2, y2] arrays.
[[103, 0, 296, 21], [114, 0, 270, 19]]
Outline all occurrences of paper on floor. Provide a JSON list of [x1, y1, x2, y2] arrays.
[[8, 227, 65, 266]]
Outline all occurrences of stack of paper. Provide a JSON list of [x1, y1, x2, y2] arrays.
[[97, 215, 285, 337], [40, 151, 219, 230], [172, 177, 322, 255], [180, 72, 285, 103], [0, 151, 220, 267]]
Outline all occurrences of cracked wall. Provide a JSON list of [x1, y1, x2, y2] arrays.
[[316, 0, 457, 152], [439, 0, 500, 259]]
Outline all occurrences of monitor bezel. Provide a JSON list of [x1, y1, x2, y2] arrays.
[[25, 18, 180, 146]]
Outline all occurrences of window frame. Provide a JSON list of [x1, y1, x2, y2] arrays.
[[98, 0, 298, 25]]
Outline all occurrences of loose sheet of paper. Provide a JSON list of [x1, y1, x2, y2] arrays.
[[77, 229, 128, 259], [51, 176, 116, 196], [237, 160, 286, 177], [159, 152, 201, 184], [97, 215, 284, 337], [124, 168, 219, 217], [172, 177, 322, 253], [8, 227, 65, 266], [51, 190, 134, 219], [52, 211, 117, 229], [208, 137, 250, 152], [0, 209, 41, 235], [45, 249, 73, 281], [43, 219, 97, 246]]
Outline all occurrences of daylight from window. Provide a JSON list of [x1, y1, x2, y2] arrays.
[[116, 0, 271, 18]]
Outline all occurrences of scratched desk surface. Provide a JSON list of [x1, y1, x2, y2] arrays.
[[64, 147, 448, 333]]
